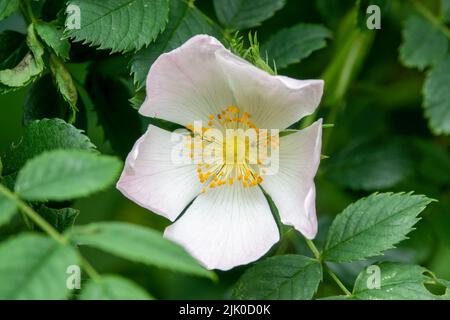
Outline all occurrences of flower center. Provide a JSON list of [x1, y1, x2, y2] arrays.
[[185, 105, 279, 193]]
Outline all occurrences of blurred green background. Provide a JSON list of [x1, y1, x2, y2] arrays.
[[1, 0, 449, 299]]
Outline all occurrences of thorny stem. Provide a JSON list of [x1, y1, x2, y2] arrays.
[[0, 183, 100, 281], [304, 239, 352, 297]]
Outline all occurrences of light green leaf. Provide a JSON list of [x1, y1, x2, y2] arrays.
[[0, 233, 79, 299], [15, 150, 122, 201], [399, 14, 448, 70], [325, 140, 414, 190], [0, 24, 44, 89], [232, 255, 322, 300], [352, 263, 450, 300], [3, 118, 96, 174], [0, 0, 19, 21], [35, 22, 70, 60], [38, 206, 79, 233], [69, 222, 214, 279], [0, 190, 17, 227], [213, 0, 285, 30], [49, 53, 78, 118], [65, 0, 169, 53], [323, 193, 433, 263], [131, 0, 221, 88], [261, 24, 331, 69], [423, 57, 450, 135], [80, 275, 153, 300]]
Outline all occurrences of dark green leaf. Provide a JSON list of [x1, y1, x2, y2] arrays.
[[49, 54, 78, 117], [0, 30, 27, 70], [131, 0, 221, 89], [323, 193, 433, 263], [261, 23, 331, 70], [325, 140, 414, 190], [0, 0, 19, 21], [0, 25, 45, 90], [0, 233, 79, 299], [423, 57, 450, 135], [3, 118, 96, 174], [233, 255, 322, 300], [213, 0, 285, 30], [352, 263, 449, 300], [399, 14, 448, 70], [38, 206, 79, 232], [15, 150, 122, 201], [69, 222, 215, 279], [65, 0, 169, 53], [86, 62, 141, 158], [80, 275, 153, 300]]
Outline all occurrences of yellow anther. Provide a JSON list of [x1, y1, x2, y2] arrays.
[[243, 181, 248, 188], [209, 114, 214, 120], [237, 174, 243, 180], [210, 182, 216, 188], [257, 159, 262, 165], [202, 188, 206, 193], [228, 178, 234, 185]]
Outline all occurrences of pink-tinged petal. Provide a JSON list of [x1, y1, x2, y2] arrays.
[[216, 50, 324, 130], [261, 120, 323, 239], [116, 125, 202, 221], [164, 183, 279, 271], [139, 35, 236, 126]]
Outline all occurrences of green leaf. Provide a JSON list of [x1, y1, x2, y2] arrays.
[[37, 206, 79, 233], [0, 24, 44, 89], [0, 190, 17, 227], [323, 193, 433, 263], [49, 54, 78, 118], [23, 74, 70, 125], [0, 233, 79, 299], [65, 0, 169, 53], [131, 0, 221, 88], [442, 0, 450, 24], [325, 140, 414, 190], [423, 57, 450, 135], [399, 14, 448, 70], [15, 150, 122, 201], [213, 0, 285, 30], [261, 23, 331, 70], [69, 222, 214, 279], [86, 62, 142, 158], [352, 263, 449, 300], [35, 22, 70, 60], [3, 118, 96, 174], [0, 31, 28, 70], [0, 0, 19, 21], [232, 255, 322, 300], [80, 275, 153, 300], [0, 25, 44, 88]]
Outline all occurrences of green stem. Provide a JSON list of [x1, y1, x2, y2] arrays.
[[304, 238, 352, 296], [0, 183, 100, 281], [22, 0, 36, 23], [325, 265, 352, 296], [410, 0, 450, 39]]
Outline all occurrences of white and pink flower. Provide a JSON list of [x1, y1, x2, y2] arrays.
[[117, 35, 324, 271]]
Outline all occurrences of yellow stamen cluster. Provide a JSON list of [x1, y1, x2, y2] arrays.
[[185, 105, 277, 194]]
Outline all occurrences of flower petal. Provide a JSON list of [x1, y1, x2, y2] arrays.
[[116, 125, 202, 221], [216, 50, 324, 130], [261, 120, 322, 239], [139, 35, 235, 126], [164, 183, 279, 270]]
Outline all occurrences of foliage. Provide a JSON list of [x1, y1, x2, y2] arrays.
[[0, 0, 449, 301]]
